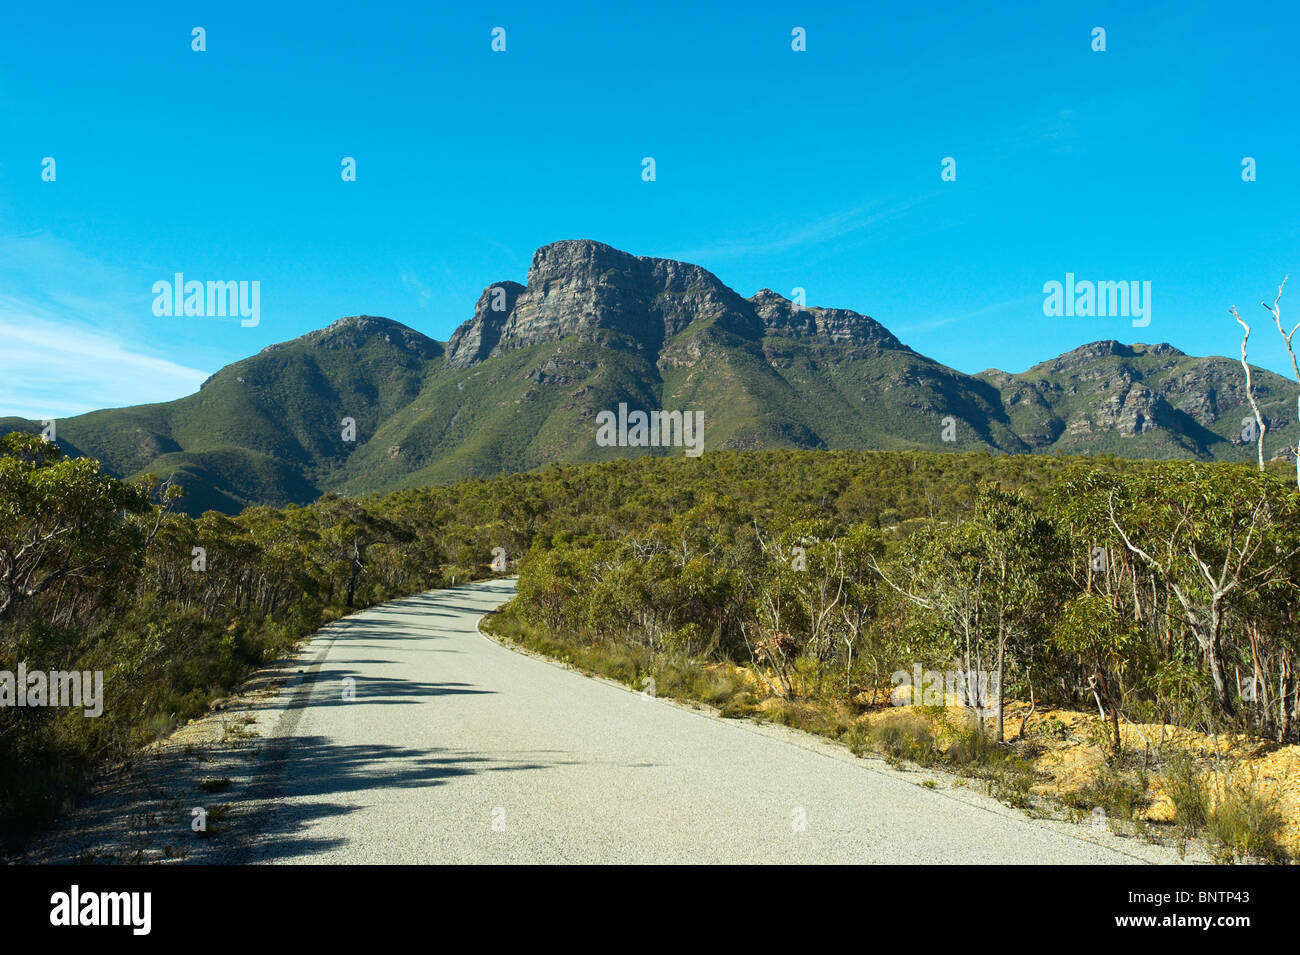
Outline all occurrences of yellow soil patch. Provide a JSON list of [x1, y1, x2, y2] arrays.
[[715, 661, 1300, 855]]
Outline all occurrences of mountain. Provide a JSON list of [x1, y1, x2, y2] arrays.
[[977, 340, 1296, 459], [4, 239, 1296, 513], [9, 316, 441, 513]]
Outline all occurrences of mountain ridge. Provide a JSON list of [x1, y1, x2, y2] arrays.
[[4, 239, 1296, 514]]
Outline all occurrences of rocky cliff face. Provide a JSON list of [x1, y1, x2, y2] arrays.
[[749, 288, 901, 349], [444, 285, 524, 367], [445, 239, 896, 368]]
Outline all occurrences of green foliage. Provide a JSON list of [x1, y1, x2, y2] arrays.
[[0, 432, 149, 619], [4, 431, 1299, 855], [944, 720, 1002, 768], [1160, 754, 1289, 862], [1054, 595, 1145, 667]]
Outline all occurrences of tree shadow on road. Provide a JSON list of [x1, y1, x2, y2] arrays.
[[231, 737, 565, 863], [307, 669, 492, 708]]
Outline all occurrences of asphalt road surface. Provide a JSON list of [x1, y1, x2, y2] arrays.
[[234, 578, 1185, 864]]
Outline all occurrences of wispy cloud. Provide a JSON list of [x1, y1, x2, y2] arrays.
[[999, 108, 1083, 158], [892, 295, 1038, 334], [0, 232, 213, 418], [401, 270, 434, 308], [671, 199, 926, 264], [0, 297, 209, 418], [0, 231, 218, 417]]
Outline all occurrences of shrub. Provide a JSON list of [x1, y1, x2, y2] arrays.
[[1161, 751, 1209, 837], [1205, 770, 1290, 864], [845, 720, 872, 756], [717, 692, 758, 719], [945, 720, 1001, 768], [870, 712, 938, 764], [989, 758, 1038, 809], [1078, 762, 1150, 823]]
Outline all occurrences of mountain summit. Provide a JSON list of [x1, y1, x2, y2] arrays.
[[4, 240, 1295, 513], [446, 240, 901, 369]]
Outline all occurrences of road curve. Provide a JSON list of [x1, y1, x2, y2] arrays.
[[234, 578, 1182, 864]]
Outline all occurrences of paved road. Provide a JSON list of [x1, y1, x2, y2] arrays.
[[236, 578, 1181, 864]]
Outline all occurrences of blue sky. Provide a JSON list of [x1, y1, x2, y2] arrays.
[[2, 0, 1298, 418]]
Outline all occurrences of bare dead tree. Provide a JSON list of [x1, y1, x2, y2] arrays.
[[1260, 276, 1299, 490], [1229, 305, 1266, 470]]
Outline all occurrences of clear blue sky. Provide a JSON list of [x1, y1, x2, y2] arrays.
[[2, 0, 1298, 418]]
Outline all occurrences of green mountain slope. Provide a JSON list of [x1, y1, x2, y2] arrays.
[[3, 240, 1295, 513]]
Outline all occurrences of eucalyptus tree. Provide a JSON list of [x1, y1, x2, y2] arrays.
[[835, 523, 884, 694], [972, 483, 1069, 740], [1105, 463, 1300, 718], [876, 517, 991, 718], [879, 483, 1066, 740], [314, 494, 406, 608], [0, 433, 148, 622], [1053, 594, 1149, 754]]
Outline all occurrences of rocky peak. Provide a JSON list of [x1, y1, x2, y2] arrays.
[[1042, 340, 1186, 373], [263, 315, 441, 358], [446, 240, 760, 367], [445, 283, 525, 367], [749, 289, 901, 348], [525, 239, 637, 283], [445, 240, 897, 368]]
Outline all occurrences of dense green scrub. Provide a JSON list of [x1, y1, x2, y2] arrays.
[[499, 451, 1300, 755], [0, 433, 499, 849], [3, 432, 1297, 850]]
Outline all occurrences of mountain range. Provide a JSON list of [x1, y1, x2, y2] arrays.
[[5, 239, 1296, 514]]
